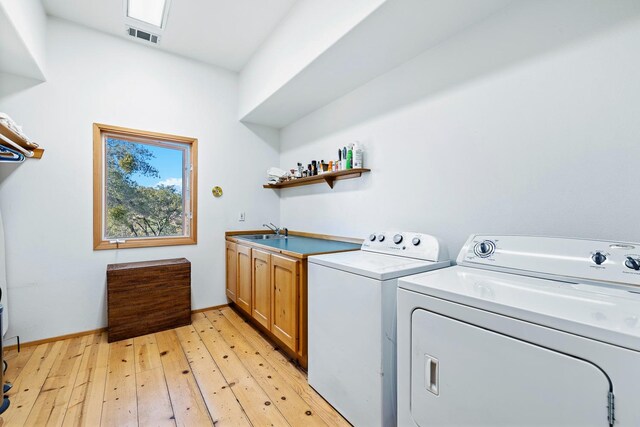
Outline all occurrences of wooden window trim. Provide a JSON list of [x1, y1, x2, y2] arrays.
[[93, 123, 198, 250]]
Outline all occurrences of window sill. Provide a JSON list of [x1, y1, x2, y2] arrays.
[[94, 236, 197, 250]]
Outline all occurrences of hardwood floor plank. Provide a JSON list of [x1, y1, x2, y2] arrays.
[[133, 333, 163, 373], [101, 339, 137, 427], [62, 333, 110, 427], [155, 329, 213, 426], [1, 309, 348, 427], [220, 307, 350, 427], [192, 315, 291, 427], [175, 325, 252, 427], [3, 346, 36, 385], [205, 310, 328, 427], [136, 367, 176, 427], [1, 340, 68, 426], [133, 333, 175, 427], [24, 335, 89, 426]]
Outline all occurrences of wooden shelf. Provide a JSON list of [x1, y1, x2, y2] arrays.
[[0, 122, 45, 159], [263, 168, 370, 189]]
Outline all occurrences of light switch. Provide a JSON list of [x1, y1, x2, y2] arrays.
[[238, 212, 246, 222]]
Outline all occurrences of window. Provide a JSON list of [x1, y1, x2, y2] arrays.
[[126, 0, 169, 28], [93, 123, 197, 250]]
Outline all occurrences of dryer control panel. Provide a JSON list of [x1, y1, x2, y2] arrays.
[[458, 235, 640, 288], [362, 231, 449, 262]]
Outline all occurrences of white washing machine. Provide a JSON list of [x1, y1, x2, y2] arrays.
[[308, 231, 451, 427], [397, 235, 640, 427]]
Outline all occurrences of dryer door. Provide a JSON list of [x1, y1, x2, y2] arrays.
[[411, 309, 612, 427]]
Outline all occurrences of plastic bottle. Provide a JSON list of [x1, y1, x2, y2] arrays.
[[353, 142, 364, 168], [342, 147, 347, 170], [346, 145, 353, 169]]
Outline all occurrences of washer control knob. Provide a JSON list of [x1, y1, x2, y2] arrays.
[[377, 234, 385, 242], [369, 234, 376, 242], [592, 252, 607, 265], [412, 237, 421, 246], [474, 240, 495, 258], [393, 234, 403, 244], [625, 256, 640, 271]]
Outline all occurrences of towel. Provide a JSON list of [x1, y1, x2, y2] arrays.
[[266, 167, 290, 184], [0, 113, 38, 148]]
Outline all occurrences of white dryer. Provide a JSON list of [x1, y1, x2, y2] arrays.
[[397, 235, 640, 427], [308, 231, 451, 427]]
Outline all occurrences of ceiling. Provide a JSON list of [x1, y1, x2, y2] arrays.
[[42, 0, 297, 71]]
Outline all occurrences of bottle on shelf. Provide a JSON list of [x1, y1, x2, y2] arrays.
[[353, 142, 363, 168], [342, 147, 347, 170]]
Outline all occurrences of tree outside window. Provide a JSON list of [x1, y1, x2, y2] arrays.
[[93, 124, 197, 250]]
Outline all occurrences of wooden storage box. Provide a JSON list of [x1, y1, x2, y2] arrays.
[[107, 258, 191, 342]]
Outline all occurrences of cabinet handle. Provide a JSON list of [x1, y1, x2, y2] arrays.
[[425, 354, 439, 395]]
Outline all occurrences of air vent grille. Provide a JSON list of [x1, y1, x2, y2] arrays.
[[126, 26, 159, 44]]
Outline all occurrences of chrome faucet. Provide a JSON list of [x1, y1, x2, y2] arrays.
[[263, 223, 278, 233], [263, 223, 288, 237]]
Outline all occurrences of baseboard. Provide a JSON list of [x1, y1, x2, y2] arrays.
[[3, 327, 108, 352], [191, 303, 228, 314], [3, 304, 229, 352]]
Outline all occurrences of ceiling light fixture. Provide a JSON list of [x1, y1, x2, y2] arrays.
[[127, 0, 168, 28]]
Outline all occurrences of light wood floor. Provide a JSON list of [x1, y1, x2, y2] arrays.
[[0, 307, 350, 427]]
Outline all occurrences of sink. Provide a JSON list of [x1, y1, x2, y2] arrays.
[[242, 234, 287, 240]]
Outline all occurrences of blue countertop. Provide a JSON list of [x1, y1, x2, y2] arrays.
[[233, 235, 361, 255]]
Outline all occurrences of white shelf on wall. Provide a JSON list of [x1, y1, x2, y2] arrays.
[[239, 0, 512, 128], [0, 3, 46, 81]]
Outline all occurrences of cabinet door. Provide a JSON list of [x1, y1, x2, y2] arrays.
[[271, 254, 299, 352], [251, 249, 271, 329], [236, 244, 252, 315], [225, 241, 237, 302]]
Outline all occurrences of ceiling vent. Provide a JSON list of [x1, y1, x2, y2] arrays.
[[126, 26, 160, 44]]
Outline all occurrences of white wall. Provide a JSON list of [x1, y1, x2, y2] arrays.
[[0, 18, 280, 343], [279, 7, 640, 256], [238, 0, 384, 119], [0, 0, 47, 79]]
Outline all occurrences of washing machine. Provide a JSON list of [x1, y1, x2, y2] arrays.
[[308, 231, 451, 427], [397, 235, 640, 426]]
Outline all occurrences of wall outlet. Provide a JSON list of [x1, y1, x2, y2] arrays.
[[238, 212, 246, 222]]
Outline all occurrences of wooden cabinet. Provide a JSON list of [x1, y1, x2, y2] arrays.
[[271, 254, 299, 351], [251, 249, 272, 329], [225, 233, 360, 368], [225, 241, 237, 302], [107, 258, 191, 342], [236, 244, 252, 314], [225, 240, 304, 361]]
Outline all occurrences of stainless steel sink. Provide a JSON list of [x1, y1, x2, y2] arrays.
[[242, 234, 287, 240]]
